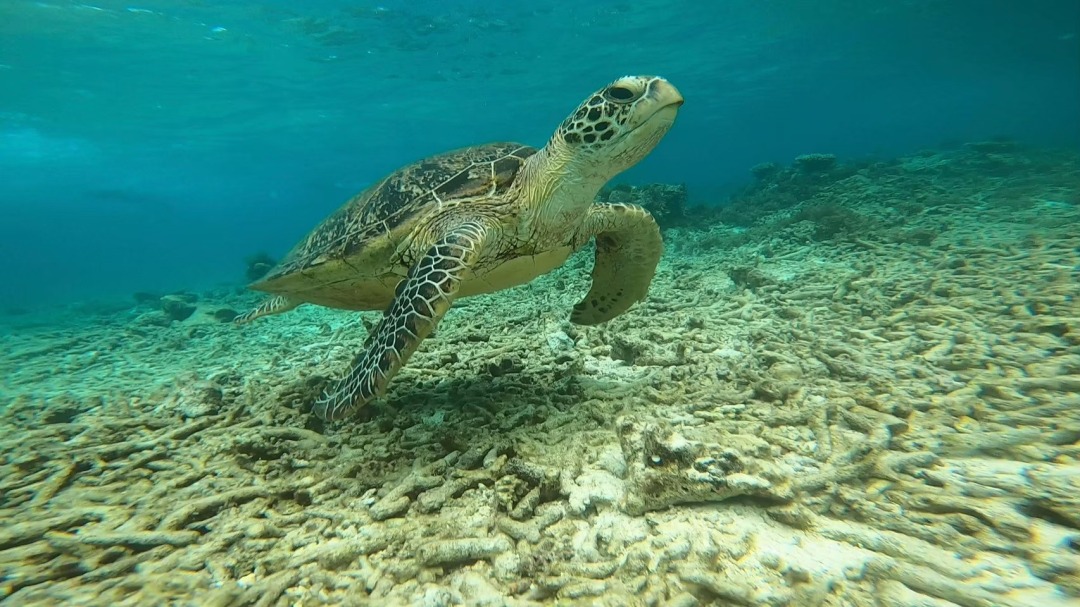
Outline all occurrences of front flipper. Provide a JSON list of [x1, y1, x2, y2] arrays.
[[571, 203, 662, 325], [313, 221, 489, 421]]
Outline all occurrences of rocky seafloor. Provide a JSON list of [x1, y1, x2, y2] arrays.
[[1, 143, 1079, 606]]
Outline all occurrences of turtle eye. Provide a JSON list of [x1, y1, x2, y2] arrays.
[[604, 85, 638, 102]]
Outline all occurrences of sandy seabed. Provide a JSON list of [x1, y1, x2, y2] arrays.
[[1, 145, 1078, 606]]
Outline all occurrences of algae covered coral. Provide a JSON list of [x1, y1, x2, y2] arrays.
[[1, 143, 1079, 606]]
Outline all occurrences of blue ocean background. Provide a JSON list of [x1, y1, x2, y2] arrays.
[[1, 0, 1077, 310]]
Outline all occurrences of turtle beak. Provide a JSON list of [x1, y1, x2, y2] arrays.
[[649, 78, 684, 109]]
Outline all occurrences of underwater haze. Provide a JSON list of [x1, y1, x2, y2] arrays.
[[4, 2, 1080, 606], [0, 0, 1078, 309]]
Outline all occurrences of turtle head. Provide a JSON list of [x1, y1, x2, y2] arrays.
[[551, 76, 683, 177]]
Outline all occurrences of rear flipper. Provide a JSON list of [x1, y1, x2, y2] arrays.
[[234, 295, 300, 324], [571, 203, 662, 325], [313, 221, 490, 421]]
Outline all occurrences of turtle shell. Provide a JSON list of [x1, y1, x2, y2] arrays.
[[253, 142, 537, 302]]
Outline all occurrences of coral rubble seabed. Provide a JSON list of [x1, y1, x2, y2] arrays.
[[1, 144, 1079, 606]]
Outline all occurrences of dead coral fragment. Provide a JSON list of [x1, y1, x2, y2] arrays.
[[417, 537, 511, 567], [159, 293, 197, 322], [617, 418, 792, 515], [47, 530, 200, 549], [157, 486, 269, 531]]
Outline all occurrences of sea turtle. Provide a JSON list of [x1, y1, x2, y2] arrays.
[[237, 75, 683, 421]]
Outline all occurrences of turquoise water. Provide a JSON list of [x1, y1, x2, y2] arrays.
[[2, 2, 1080, 606], [1, 0, 1077, 308]]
